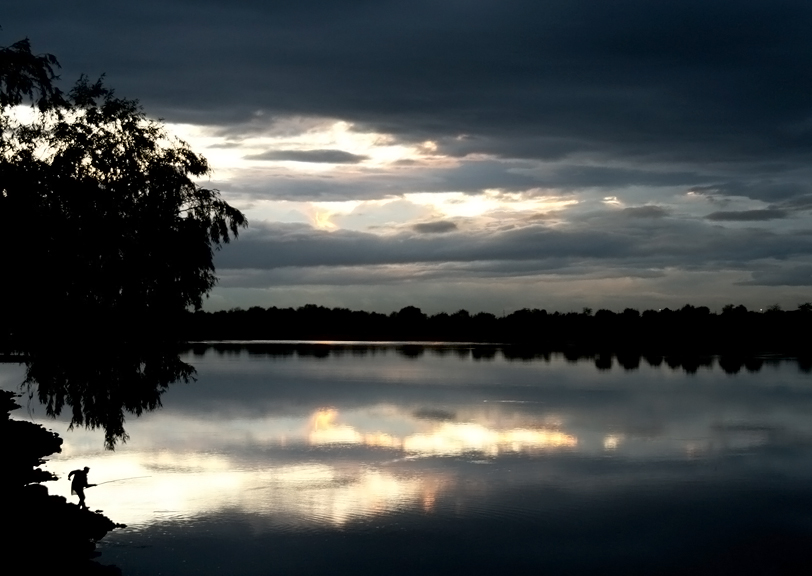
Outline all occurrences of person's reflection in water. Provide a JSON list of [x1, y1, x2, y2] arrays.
[[68, 466, 96, 510]]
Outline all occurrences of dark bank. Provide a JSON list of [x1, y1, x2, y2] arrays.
[[1, 390, 123, 575], [182, 302, 812, 358]]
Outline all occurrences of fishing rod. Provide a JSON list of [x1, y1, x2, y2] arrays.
[[93, 475, 152, 486]]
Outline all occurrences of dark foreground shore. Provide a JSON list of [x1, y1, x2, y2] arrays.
[[2, 390, 123, 575]]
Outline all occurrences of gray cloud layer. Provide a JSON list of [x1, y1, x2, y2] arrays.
[[746, 265, 812, 286], [6, 1, 812, 166], [216, 217, 812, 274], [6, 2, 812, 309]]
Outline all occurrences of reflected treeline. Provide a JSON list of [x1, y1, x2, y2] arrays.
[[21, 341, 195, 449], [186, 342, 809, 374], [184, 303, 812, 357]]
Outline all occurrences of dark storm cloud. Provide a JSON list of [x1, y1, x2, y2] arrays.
[[245, 149, 368, 164], [412, 221, 458, 234], [6, 0, 812, 169], [706, 209, 788, 221]]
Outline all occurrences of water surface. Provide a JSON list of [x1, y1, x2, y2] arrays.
[[5, 345, 812, 574]]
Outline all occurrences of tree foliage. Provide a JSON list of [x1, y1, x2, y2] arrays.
[[0, 37, 63, 109], [1, 43, 246, 353], [1, 38, 246, 446]]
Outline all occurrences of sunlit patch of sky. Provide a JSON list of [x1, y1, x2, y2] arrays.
[[168, 119, 590, 235], [168, 118, 449, 181]]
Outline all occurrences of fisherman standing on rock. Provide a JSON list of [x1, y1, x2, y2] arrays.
[[68, 466, 96, 510]]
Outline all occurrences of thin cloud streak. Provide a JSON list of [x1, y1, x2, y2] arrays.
[[245, 149, 369, 164]]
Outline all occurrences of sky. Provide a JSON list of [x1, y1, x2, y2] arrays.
[[5, 1, 812, 313]]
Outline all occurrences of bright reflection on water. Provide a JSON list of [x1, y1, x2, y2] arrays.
[[4, 345, 812, 575]]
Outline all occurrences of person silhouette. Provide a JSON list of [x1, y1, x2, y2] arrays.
[[68, 466, 96, 510]]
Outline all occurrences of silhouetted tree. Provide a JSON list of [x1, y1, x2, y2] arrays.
[[2, 75, 246, 353], [1, 38, 245, 444], [392, 306, 428, 339], [0, 37, 63, 108]]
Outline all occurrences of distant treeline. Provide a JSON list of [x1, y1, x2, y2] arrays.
[[183, 303, 812, 357]]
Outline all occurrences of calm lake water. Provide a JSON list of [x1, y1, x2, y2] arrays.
[[5, 344, 812, 575]]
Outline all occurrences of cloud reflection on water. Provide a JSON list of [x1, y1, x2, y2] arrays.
[[5, 349, 812, 553], [43, 448, 445, 529], [38, 403, 579, 529], [309, 407, 578, 456]]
